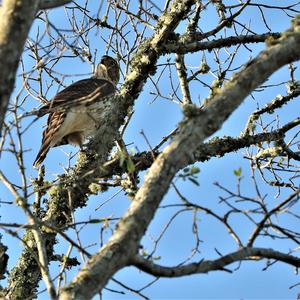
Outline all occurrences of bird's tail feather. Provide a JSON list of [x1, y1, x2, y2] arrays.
[[33, 144, 50, 168]]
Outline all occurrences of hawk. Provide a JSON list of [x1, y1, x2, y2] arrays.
[[33, 55, 120, 167]]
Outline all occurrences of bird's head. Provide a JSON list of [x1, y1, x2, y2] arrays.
[[94, 55, 120, 85]]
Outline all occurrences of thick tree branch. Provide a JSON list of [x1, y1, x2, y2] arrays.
[[0, 0, 40, 136], [59, 15, 300, 300], [162, 32, 281, 54], [131, 247, 300, 277]]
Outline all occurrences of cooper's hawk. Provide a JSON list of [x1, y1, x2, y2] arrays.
[[33, 55, 119, 167]]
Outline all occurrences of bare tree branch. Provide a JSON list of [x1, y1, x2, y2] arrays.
[[248, 189, 300, 247], [175, 54, 192, 104], [162, 32, 281, 54], [131, 247, 300, 277]]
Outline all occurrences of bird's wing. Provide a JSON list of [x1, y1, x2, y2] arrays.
[[37, 78, 116, 116]]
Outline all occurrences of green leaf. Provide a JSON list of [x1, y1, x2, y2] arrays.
[[233, 167, 242, 177], [190, 166, 200, 174]]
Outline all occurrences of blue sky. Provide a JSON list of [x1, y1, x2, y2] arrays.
[[1, 1, 300, 299]]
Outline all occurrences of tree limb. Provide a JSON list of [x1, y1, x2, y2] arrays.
[[0, 0, 40, 136], [131, 247, 300, 277], [161, 32, 281, 54]]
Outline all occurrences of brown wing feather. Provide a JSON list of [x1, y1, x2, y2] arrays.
[[33, 111, 66, 168], [37, 78, 115, 116]]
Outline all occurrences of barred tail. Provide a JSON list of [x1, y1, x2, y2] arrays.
[[33, 143, 50, 168]]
